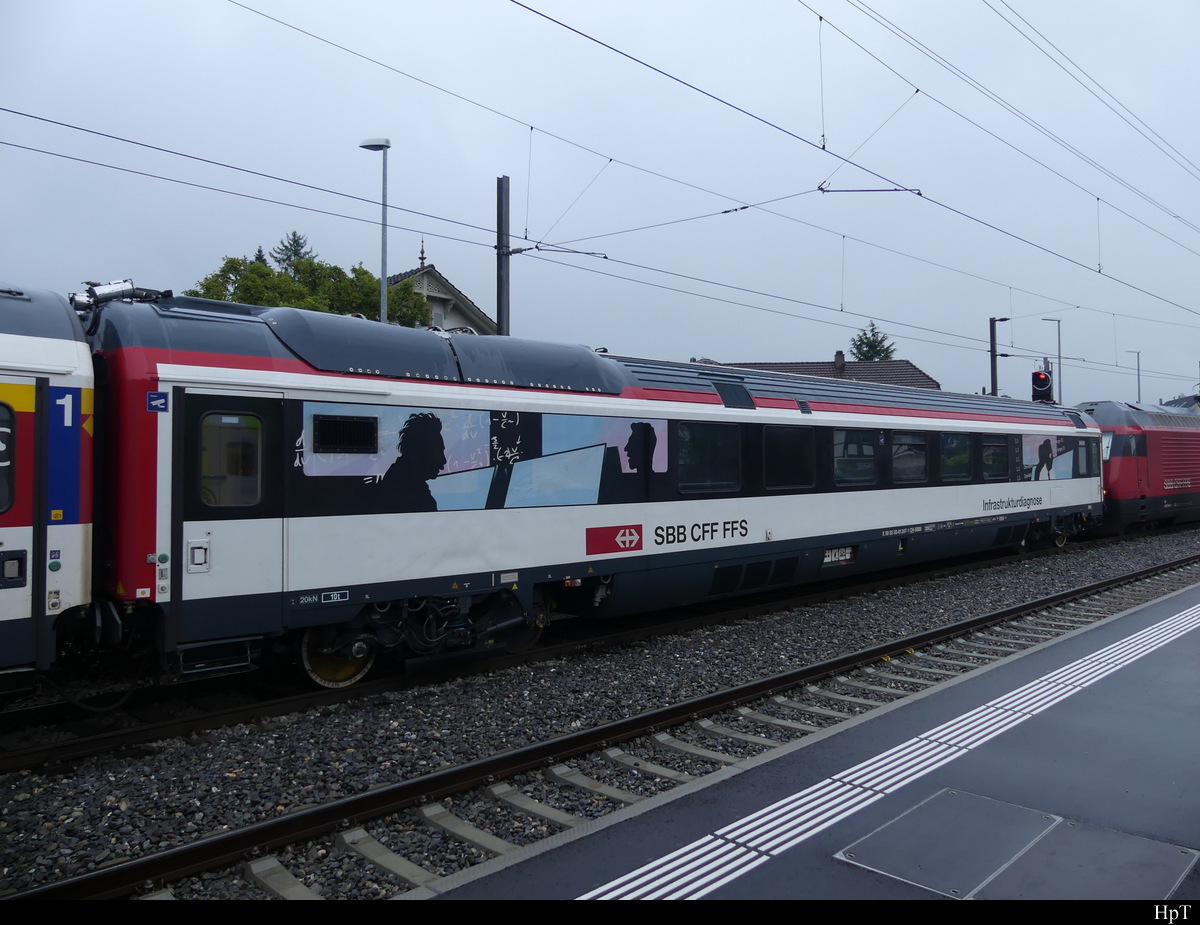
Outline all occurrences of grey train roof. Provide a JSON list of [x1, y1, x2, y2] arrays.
[[77, 290, 1085, 426], [0, 283, 87, 343], [1077, 399, 1200, 430]]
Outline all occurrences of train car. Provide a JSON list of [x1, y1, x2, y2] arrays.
[[1076, 398, 1200, 531], [0, 283, 94, 690], [1, 282, 1104, 689]]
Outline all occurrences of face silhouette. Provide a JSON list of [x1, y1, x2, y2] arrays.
[[624, 423, 657, 473], [421, 435, 447, 481], [624, 430, 643, 470], [397, 413, 445, 480]]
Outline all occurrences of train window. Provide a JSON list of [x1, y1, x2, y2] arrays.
[[678, 422, 740, 492], [833, 430, 876, 485], [1070, 438, 1087, 477], [982, 435, 1008, 480], [763, 425, 815, 489], [0, 403, 11, 514], [1074, 437, 1101, 478], [200, 413, 263, 507], [940, 433, 971, 482], [313, 415, 378, 455], [1109, 433, 1146, 457], [892, 432, 927, 483]]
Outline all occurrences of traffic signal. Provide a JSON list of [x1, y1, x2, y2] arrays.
[[1032, 370, 1054, 403]]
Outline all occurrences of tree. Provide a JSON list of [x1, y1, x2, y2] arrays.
[[849, 321, 896, 361], [183, 256, 313, 307], [270, 231, 315, 277], [182, 236, 431, 327]]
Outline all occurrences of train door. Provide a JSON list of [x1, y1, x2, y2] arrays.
[[1134, 432, 1148, 494], [0, 376, 38, 671], [0, 371, 91, 673], [176, 391, 285, 652]]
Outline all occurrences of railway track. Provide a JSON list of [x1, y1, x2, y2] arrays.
[[8, 550, 1200, 900]]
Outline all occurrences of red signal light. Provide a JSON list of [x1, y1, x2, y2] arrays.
[[1032, 370, 1054, 402]]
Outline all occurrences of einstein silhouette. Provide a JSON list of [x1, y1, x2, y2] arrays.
[[388, 412, 446, 512]]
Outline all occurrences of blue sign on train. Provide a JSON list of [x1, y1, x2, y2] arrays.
[[47, 386, 82, 525]]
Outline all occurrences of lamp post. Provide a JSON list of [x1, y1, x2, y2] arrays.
[[1042, 318, 1062, 404], [989, 316, 1009, 396], [1126, 349, 1142, 402], [359, 138, 391, 324]]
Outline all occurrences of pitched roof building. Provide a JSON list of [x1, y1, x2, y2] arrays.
[[388, 251, 496, 335], [716, 350, 941, 390]]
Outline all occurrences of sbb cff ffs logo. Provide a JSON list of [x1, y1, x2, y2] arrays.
[[655, 520, 749, 545], [585, 524, 643, 555]]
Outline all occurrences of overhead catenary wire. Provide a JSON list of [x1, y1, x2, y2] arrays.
[[1, 121, 1116, 372], [4, 135, 1188, 388], [537, 158, 612, 243], [215, 4, 1200, 331], [0, 141, 498, 254], [841, 0, 1200, 237], [508, 0, 1200, 325], [527, 250, 1188, 386], [986, 0, 1200, 185], [790, 1, 1200, 261], [10, 102, 1200, 364], [9, 5, 1197, 391]]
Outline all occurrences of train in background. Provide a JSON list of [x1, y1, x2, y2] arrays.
[[2, 279, 1104, 690], [1077, 398, 1200, 531]]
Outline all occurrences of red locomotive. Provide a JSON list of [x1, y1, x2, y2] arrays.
[[1076, 399, 1200, 531]]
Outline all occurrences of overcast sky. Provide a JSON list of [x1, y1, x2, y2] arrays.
[[4, 0, 1200, 404]]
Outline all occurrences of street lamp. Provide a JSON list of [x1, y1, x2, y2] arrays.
[[1042, 318, 1062, 404], [359, 138, 391, 324], [988, 316, 1010, 396], [1126, 349, 1142, 402]]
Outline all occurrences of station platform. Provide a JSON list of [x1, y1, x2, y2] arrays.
[[430, 582, 1200, 900]]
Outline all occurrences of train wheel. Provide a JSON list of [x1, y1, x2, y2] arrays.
[[299, 627, 376, 689], [1053, 531, 1067, 548]]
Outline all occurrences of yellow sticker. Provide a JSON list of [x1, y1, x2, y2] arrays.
[[51, 510, 63, 521]]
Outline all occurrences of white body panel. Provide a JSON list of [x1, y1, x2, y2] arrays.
[[180, 519, 284, 602], [171, 477, 1102, 602], [0, 525, 33, 621], [44, 522, 91, 614]]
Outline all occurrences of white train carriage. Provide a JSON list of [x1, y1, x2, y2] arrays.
[[75, 287, 1102, 686], [1, 283, 1103, 688]]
